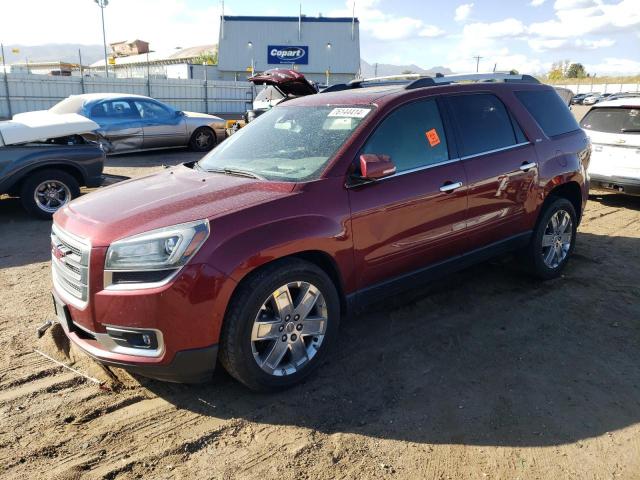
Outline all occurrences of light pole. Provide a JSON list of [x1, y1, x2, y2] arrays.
[[326, 42, 332, 86], [94, 0, 109, 78], [247, 41, 254, 76]]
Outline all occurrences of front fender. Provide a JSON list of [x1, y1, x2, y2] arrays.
[[206, 214, 354, 292]]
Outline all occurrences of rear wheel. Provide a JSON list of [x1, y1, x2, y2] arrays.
[[189, 127, 216, 152], [20, 169, 80, 220], [219, 259, 340, 391], [524, 197, 577, 279]]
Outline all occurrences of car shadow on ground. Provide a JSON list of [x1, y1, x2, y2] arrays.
[[0, 196, 52, 269], [140, 227, 640, 448], [589, 191, 640, 211]]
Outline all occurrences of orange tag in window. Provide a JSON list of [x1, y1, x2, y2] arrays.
[[426, 128, 440, 147]]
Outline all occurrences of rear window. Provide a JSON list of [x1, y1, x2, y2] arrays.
[[580, 107, 640, 134], [515, 90, 579, 137], [49, 96, 85, 114]]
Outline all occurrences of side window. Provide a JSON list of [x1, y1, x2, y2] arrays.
[[361, 99, 449, 173], [106, 100, 140, 119], [134, 101, 173, 120], [448, 93, 518, 157], [90, 103, 108, 118]]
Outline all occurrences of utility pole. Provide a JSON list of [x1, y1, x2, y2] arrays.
[[374, 62, 378, 77], [473, 55, 483, 73], [94, 0, 109, 78]]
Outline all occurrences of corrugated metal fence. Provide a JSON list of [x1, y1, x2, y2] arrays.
[[0, 73, 253, 119], [548, 82, 640, 94]]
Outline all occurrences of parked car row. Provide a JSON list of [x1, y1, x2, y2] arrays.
[[571, 92, 639, 105], [49, 73, 591, 390]]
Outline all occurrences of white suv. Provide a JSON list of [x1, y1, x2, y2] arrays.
[[580, 97, 640, 196]]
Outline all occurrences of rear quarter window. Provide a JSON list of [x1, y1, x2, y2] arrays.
[[515, 89, 580, 137]]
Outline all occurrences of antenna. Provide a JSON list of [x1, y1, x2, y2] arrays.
[[351, 0, 356, 40], [221, 0, 225, 40]]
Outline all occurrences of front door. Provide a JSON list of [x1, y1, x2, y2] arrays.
[[348, 98, 468, 291], [444, 93, 539, 249], [133, 100, 186, 149]]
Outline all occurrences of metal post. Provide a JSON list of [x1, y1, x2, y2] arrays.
[[1, 43, 12, 118], [203, 64, 209, 114], [97, 0, 109, 78], [146, 52, 151, 97], [78, 49, 85, 93]]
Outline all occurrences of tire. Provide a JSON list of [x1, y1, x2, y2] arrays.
[[219, 258, 341, 391], [189, 127, 216, 152], [20, 169, 80, 220], [523, 197, 577, 280]]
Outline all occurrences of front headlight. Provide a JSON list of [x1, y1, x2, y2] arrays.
[[104, 220, 210, 288]]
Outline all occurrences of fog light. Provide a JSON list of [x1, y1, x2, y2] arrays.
[[105, 326, 159, 350]]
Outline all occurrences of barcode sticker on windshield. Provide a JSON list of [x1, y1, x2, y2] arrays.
[[328, 108, 371, 118]]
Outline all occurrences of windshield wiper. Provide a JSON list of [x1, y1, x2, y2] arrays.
[[205, 166, 265, 180]]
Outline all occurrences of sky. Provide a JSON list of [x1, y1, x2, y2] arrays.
[[1, 0, 639, 75]]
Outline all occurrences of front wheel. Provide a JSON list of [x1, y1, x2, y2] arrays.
[[189, 127, 216, 152], [219, 259, 340, 391], [524, 197, 577, 279], [20, 169, 80, 220]]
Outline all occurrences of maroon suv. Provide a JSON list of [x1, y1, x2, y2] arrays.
[[50, 73, 590, 391]]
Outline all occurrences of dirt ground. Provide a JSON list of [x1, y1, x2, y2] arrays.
[[2, 106, 640, 479]]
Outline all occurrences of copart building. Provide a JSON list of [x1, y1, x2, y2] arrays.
[[216, 15, 360, 84]]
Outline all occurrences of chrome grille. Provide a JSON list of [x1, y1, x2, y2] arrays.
[[51, 224, 90, 305]]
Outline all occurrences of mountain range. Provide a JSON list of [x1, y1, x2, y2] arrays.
[[1, 43, 453, 76]]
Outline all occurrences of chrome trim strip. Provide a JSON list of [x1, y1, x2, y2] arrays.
[[68, 321, 165, 358], [348, 142, 532, 188], [51, 223, 91, 309], [459, 142, 531, 161], [103, 268, 181, 291]]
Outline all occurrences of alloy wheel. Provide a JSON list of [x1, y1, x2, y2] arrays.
[[251, 281, 328, 376], [195, 130, 213, 148], [34, 180, 71, 214], [541, 209, 573, 269]]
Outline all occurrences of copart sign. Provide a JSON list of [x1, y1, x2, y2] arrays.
[[268, 46, 309, 65]]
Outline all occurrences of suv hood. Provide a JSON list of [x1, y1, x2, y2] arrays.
[[0, 112, 98, 146], [54, 164, 296, 247], [249, 69, 317, 97]]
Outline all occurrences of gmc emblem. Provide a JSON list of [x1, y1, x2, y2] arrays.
[[52, 244, 71, 261]]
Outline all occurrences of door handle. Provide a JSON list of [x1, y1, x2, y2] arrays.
[[519, 162, 537, 172], [439, 181, 463, 193]]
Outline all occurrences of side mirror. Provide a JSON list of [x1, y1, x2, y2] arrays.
[[359, 154, 396, 180], [175, 110, 184, 117]]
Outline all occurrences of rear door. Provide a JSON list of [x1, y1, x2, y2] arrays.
[[132, 100, 186, 149], [348, 98, 468, 290], [444, 93, 538, 249], [89, 99, 143, 153]]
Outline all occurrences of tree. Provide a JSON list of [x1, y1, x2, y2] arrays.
[[547, 60, 571, 81], [566, 63, 587, 78], [194, 50, 218, 65], [401, 69, 416, 75]]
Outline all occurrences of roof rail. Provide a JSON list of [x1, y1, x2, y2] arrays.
[[319, 72, 540, 94], [406, 72, 540, 89]]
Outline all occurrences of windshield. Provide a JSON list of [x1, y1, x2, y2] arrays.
[[581, 107, 640, 134], [198, 105, 372, 181], [49, 96, 86, 114]]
